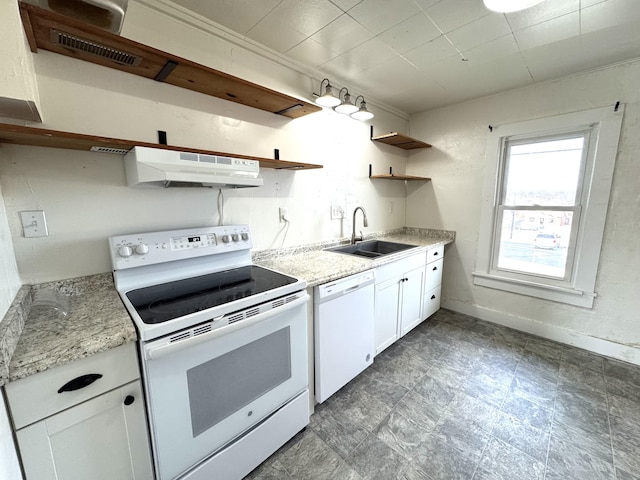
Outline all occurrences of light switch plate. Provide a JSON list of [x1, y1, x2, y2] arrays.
[[19, 210, 48, 237], [330, 205, 343, 219]]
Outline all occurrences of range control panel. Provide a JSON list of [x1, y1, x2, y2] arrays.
[[109, 225, 251, 270]]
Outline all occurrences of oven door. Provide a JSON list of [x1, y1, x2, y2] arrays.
[[141, 292, 309, 480]]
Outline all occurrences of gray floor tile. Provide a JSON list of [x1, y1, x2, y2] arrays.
[[394, 389, 447, 432], [550, 419, 613, 464], [508, 372, 557, 409], [411, 433, 480, 480], [559, 362, 608, 394], [546, 435, 617, 480], [246, 312, 640, 480], [348, 434, 410, 480], [554, 389, 610, 435], [491, 412, 550, 462], [474, 437, 545, 480], [561, 345, 605, 372], [276, 429, 362, 480], [608, 392, 640, 419], [375, 410, 429, 459], [603, 358, 640, 387], [500, 392, 553, 430]]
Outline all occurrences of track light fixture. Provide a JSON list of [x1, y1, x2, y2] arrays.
[[313, 79, 375, 121]]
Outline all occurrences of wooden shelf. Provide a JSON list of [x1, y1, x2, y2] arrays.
[[369, 174, 431, 181], [18, 3, 321, 119], [371, 131, 431, 150], [0, 123, 323, 170]]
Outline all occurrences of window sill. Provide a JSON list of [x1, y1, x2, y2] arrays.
[[472, 272, 595, 308]]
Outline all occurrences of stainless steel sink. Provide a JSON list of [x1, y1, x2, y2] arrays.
[[327, 240, 415, 258]]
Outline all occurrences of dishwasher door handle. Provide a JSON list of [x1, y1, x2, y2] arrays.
[[343, 285, 361, 294]]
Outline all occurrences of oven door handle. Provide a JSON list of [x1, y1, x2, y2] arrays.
[[144, 292, 309, 360]]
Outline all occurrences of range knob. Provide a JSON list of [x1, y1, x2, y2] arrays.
[[134, 244, 149, 255], [241, 232, 249, 241], [232, 233, 240, 242], [118, 246, 133, 258], [222, 234, 231, 244]]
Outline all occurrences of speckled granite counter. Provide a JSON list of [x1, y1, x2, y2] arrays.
[[255, 228, 455, 287], [0, 273, 136, 386]]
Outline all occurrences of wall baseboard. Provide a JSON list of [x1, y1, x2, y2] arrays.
[[442, 300, 640, 366]]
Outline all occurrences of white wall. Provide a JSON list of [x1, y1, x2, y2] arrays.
[[407, 60, 640, 363], [0, 183, 21, 480], [0, 1, 412, 284]]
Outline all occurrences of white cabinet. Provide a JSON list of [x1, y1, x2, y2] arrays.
[[5, 343, 153, 480], [374, 252, 426, 355], [422, 245, 444, 321]]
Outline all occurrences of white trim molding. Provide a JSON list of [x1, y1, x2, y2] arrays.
[[443, 300, 640, 366]]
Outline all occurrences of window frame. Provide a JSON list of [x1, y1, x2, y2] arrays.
[[473, 105, 624, 308]]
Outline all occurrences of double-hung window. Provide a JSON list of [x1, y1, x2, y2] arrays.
[[473, 105, 624, 308]]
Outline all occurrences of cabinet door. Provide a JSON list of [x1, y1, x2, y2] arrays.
[[374, 277, 401, 355], [399, 266, 425, 337], [17, 380, 153, 480]]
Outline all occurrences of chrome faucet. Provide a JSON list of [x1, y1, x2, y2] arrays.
[[351, 206, 369, 244]]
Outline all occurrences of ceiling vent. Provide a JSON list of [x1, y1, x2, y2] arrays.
[[50, 29, 142, 67]]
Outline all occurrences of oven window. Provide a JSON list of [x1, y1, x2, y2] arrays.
[[186, 327, 292, 437]]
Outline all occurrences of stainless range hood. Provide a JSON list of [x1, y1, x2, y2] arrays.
[[20, 0, 129, 34], [124, 147, 264, 189]]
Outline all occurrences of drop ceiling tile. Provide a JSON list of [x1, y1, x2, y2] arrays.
[[424, 0, 492, 34], [246, 21, 307, 52], [505, 0, 579, 31], [170, 0, 281, 34], [404, 36, 459, 71], [377, 12, 441, 54], [311, 14, 375, 54], [355, 56, 423, 92], [461, 34, 519, 65], [446, 12, 512, 52], [286, 38, 340, 66], [347, 0, 421, 34], [320, 53, 367, 79], [513, 12, 579, 50], [329, 0, 363, 11], [253, 0, 344, 38], [581, 0, 640, 34], [337, 37, 400, 70]]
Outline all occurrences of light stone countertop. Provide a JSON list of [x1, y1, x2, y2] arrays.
[[3, 273, 136, 384], [0, 227, 454, 385], [257, 232, 454, 288]]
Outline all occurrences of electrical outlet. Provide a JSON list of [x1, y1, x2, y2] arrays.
[[279, 207, 288, 223], [330, 205, 343, 219], [20, 210, 48, 238], [388, 201, 394, 214]]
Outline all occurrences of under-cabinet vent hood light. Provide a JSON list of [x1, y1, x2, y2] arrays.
[[124, 146, 263, 189], [50, 29, 142, 66], [91, 146, 130, 154]]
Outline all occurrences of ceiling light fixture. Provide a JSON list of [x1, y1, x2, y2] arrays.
[[483, 0, 545, 13], [334, 87, 359, 115], [315, 78, 341, 107], [351, 96, 374, 121]]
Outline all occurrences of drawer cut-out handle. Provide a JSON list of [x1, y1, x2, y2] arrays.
[[57, 373, 103, 393]]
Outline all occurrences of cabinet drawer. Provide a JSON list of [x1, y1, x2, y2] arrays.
[[424, 258, 443, 292], [422, 285, 441, 320], [6, 343, 139, 430], [375, 252, 426, 284], [426, 245, 444, 264]]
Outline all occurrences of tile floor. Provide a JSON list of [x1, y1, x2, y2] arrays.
[[246, 309, 640, 480]]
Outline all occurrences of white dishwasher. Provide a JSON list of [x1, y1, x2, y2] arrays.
[[314, 269, 375, 403]]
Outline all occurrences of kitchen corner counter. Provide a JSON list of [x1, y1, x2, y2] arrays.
[[255, 228, 455, 287], [2, 273, 136, 385]]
